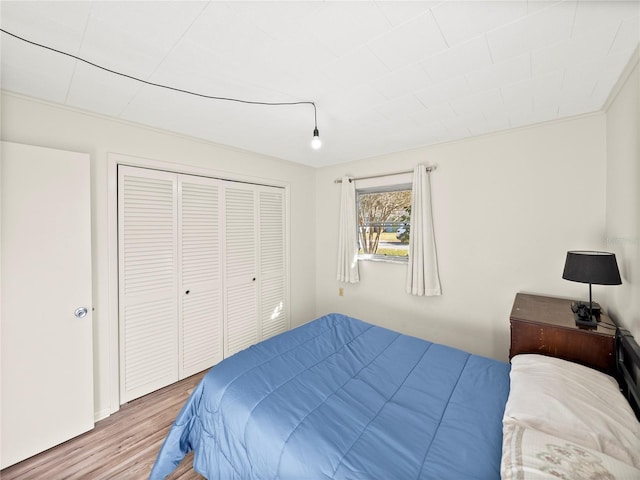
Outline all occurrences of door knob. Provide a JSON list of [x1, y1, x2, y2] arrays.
[[74, 307, 89, 318]]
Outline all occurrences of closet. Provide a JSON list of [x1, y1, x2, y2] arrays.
[[118, 165, 288, 403]]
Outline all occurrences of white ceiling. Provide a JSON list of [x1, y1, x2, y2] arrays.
[[1, 1, 638, 168]]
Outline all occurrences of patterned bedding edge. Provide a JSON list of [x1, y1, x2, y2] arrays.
[[502, 423, 640, 480]]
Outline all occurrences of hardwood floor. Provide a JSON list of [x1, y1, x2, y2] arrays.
[[1, 371, 207, 480]]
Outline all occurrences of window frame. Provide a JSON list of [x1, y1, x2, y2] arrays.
[[356, 182, 412, 264]]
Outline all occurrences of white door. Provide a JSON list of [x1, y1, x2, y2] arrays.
[[118, 166, 179, 403], [178, 175, 224, 377], [119, 167, 227, 402], [223, 182, 259, 356], [258, 187, 288, 340], [1, 142, 94, 468], [223, 183, 289, 355]]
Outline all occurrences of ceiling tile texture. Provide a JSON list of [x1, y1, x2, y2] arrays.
[[1, 1, 638, 167]]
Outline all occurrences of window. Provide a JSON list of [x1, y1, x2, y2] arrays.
[[356, 184, 411, 262]]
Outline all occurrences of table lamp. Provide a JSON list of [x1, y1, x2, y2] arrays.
[[562, 251, 622, 328]]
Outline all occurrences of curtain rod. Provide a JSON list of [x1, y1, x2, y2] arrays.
[[333, 166, 435, 183]]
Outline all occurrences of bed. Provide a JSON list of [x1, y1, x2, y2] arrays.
[[149, 313, 640, 480]]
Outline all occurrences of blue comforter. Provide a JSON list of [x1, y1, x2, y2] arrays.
[[150, 313, 510, 479]]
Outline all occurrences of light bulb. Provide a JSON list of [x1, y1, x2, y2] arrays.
[[311, 127, 322, 149]]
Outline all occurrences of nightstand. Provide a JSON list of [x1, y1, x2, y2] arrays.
[[509, 293, 616, 374]]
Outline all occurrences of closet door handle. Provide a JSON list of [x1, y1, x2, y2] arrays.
[[74, 307, 88, 318]]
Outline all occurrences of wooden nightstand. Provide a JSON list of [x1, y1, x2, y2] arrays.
[[510, 292, 616, 374]]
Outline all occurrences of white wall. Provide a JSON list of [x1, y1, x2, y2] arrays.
[[604, 49, 640, 339], [315, 114, 607, 361], [3, 50, 636, 421], [0, 92, 317, 419]]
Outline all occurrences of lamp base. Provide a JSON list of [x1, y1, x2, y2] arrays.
[[571, 301, 601, 318], [574, 313, 597, 329]]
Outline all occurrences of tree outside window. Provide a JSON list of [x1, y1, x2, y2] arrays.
[[357, 187, 411, 260]]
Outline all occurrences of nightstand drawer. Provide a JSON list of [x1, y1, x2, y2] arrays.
[[510, 319, 615, 373]]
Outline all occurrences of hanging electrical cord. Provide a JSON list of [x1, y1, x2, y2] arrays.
[[0, 28, 322, 149]]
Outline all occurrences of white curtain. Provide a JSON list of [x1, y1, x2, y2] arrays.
[[406, 165, 441, 296], [336, 176, 360, 283]]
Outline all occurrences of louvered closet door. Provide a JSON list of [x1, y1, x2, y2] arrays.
[[178, 175, 224, 377], [119, 166, 179, 403], [258, 187, 288, 339], [223, 183, 259, 356]]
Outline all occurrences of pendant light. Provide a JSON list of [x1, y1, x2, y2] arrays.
[[311, 127, 322, 149]]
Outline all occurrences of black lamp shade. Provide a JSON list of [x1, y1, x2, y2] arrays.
[[562, 251, 622, 285]]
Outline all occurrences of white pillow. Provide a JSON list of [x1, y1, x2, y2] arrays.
[[502, 422, 640, 480], [504, 354, 640, 468]]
